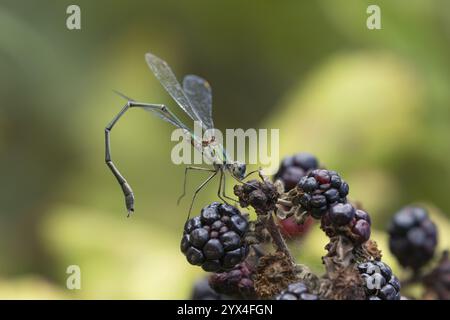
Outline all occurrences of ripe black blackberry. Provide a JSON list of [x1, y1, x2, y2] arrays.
[[388, 206, 438, 270], [209, 262, 255, 299], [357, 261, 401, 300], [297, 169, 349, 219], [181, 202, 249, 272], [275, 281, 319, 300], [274, 153, 319, 191]]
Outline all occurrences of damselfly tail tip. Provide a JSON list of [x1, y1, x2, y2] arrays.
[[127, 209, 134, 218]]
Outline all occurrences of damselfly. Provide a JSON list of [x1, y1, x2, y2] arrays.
[[105, 52, 256, 217]]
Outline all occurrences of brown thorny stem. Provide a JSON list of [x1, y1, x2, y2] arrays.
[[265, 212, 295, 263]]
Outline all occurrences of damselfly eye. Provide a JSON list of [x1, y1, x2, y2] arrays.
[[233, 162, 246, 179]]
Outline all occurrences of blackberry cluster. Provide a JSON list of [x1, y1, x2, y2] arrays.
[[209, 262, 255, 299], [388, 206, 438, 270], [358, 261, 401, 300], [181, 202, 249, 272], [275, 281, 319, 300], [321, 203, 371, 245], [297, 169, 349, 219], [274, 153, 319, 191]]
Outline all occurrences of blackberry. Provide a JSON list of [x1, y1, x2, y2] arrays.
[[209, 262, 255, 299], [297, 169, 348, 219], [388, 206, 438, 270], [191, 277, 227, 300], [329, 203, 355, 226], [274, 153, 319, 191], [275, 281, 319, 300], [181, 202, 249, 272], [357, 260, 401, 300]]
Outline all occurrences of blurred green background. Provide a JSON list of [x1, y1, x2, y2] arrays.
[[1, 0, 450, 299]]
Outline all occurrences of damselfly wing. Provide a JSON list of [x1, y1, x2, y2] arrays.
[[144, 53, 227, 166]]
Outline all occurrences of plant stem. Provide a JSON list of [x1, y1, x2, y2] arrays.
[[265, 212, 294, 264]]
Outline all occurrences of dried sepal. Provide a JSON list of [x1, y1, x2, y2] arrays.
[[234, 179, 279, 215], [253, 252, 297, 298], [320, 267, 366, 300]]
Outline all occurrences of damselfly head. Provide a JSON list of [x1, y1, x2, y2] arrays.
[[231, 161, 246, 180]]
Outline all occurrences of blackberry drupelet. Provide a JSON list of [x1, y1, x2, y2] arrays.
[[297, 169, 349, 219], [321, 203, 371, 244], [275, 281, 319, 300], [358, 260, 401, 300], [274, 153, 319, 191], [209, 262, 255, 299], [181, 202, 249, 272], [351, 207, 372, 244], [329, 203, 355, 226], [388, 206, 438, 270]]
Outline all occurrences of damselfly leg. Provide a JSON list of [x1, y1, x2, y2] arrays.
[[243, 168, 262, 180], [228, 168, 261, 190], [219, 170, 238, 202], [217, 169, 231, 204], [177, 166, 216, 205], [187, 171, 218, 219]]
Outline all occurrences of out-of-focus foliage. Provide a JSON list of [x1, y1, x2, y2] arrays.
[[0, 0, 449, 298]]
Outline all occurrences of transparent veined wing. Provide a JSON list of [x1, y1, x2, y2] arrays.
[[113, 89, 191, 132], [144, 106, 209, 157], [145, 53, 202, 126], [144, 107, 188, 131], [183, 75, 214, 129]]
